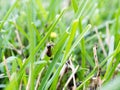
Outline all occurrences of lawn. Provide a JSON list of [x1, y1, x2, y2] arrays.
[[0, 0, 120, 90]]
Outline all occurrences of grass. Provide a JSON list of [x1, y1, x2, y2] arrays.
[[0, 0, 120, 90]]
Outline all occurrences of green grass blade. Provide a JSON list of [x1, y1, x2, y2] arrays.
[[26, 0, 36, 89], [36, 0, 47, 20], [63, 24, 92, 64], [0, 0, 19, 30], [78, 18, 86, 80], [71, 0, 78, 13], [75, 0, 89, 19], [102, 41, 120, 82], [63, 19, 78, 62]]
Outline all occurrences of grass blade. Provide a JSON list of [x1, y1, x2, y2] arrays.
[[0, 0, 19, 30]]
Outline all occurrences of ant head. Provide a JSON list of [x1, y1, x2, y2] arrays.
[[46, 43, 54, 48]]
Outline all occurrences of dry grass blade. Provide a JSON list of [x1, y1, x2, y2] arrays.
[[3, 56, 11, 81], [93, 44, 99, 67], [35, 68, 44, 90], [94, 27, 107, 57], [91, 44, 102, 90], [63, 65, 79, 90], [15, 30, 24, 50], [69, 59, 76, 89]]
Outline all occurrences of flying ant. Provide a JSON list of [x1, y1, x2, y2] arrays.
[[46, 43, 53, 57]]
